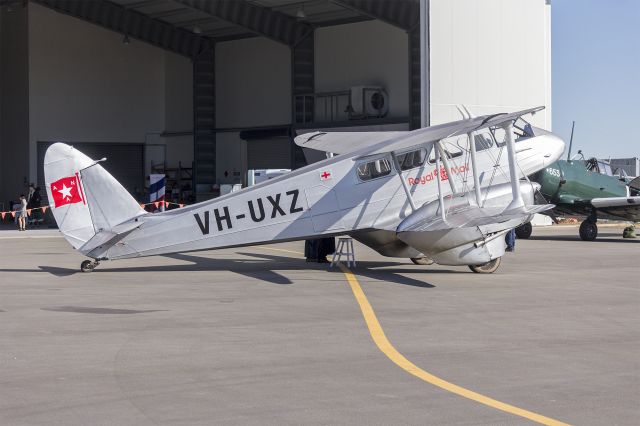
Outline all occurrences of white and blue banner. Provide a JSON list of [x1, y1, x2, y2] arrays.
[[149, 174, 166, 209]]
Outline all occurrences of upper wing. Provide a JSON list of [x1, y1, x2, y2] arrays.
[[591, 196, 640, 221], [294, 106, 544, 157], [294, 131, 407, 154]]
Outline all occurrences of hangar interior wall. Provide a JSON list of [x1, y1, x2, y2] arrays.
[[215, 37, 292, 184], [315, 20, 409, 120], [27, 3, 193, 189], [7, 2, 554, 202], [213, 20, 409, 185], [0, 5, 29, 205], [429, 0, 552, 129]]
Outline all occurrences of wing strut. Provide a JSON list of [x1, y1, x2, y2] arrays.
[[391, 152, 418, 212], [504, 122, 524, 210], [435, 142, 460, 194], [435, 142, 447, 222], [467, 131, 482, 206]]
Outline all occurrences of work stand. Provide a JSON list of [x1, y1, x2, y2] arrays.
[[330, 237, 356, 268]]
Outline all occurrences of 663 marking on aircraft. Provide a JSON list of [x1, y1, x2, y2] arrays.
[[546, 167, 561, 178], [193, 189, 304, 235]]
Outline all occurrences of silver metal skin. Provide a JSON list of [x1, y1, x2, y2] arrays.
[[44, 108, 565, 269]]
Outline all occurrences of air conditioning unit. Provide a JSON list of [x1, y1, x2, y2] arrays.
[[348, 86, 389, 119]]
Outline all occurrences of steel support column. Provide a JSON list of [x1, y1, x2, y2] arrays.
[[292, 32, 314, 125], [193, 46, 216, 199], [408, 26, 422, 129]]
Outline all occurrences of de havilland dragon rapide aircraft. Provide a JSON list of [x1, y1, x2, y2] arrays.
[[44, 107, 564, 274]]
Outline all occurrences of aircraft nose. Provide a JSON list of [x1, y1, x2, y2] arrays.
[[539, 132, 565, 167]]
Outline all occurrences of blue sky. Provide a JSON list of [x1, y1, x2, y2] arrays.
[[552, 0, 640, 159]]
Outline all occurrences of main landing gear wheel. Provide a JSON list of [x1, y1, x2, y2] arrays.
[[515, 222, 533, 239], [468, 257, 501, 274], [80, 260, 99, 273], [579, 221, 598, 241], [410, 257, 434, 265]]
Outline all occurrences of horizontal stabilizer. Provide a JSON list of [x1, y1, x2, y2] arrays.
[[79, 221, 142, 257]]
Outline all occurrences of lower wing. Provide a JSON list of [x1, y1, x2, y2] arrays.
[[591, 197, 640, 221]]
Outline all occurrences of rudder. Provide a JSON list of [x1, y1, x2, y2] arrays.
[[44, 143, 144, 252]]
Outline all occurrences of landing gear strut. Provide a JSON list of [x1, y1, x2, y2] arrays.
[[80, 259, 100, 273], [468, 257, 501, 274], [515, 222, 533, 239], [579, 214, 598, 241]]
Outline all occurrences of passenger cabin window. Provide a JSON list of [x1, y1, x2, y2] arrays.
[[396, 148, 427, 171], [428, 139, 463, 163], [357, 156, 392, 181]]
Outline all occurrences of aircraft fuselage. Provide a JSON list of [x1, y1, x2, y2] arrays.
[[533, 160, 627, 217], [102, 129, 563, 260]]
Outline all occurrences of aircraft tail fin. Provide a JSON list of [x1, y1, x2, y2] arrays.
[[44, 143, 145, 255]]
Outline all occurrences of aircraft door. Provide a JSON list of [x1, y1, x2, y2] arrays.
[[305, 185, 345, 232]]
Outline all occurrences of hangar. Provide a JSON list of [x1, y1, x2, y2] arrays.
[[0, 0, 551, 209]]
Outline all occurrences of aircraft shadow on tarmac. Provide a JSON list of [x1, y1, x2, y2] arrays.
[[236, 251, 437, 288], [526, 234, 639, 243], [13, 250, 444, 288]]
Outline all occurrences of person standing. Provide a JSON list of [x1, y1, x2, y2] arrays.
[[27, 183, 35, 204], [27, 186, 42, 224], [18, 194, 28, 231], [505, 228, 516, 252]]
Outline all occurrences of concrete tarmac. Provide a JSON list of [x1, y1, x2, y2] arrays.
[[0, 226, 638, 425]]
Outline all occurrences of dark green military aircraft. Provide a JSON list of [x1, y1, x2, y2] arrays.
[[517, 155, 640, 241]]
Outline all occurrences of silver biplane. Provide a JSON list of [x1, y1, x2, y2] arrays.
[[44, 107, 564, 273]]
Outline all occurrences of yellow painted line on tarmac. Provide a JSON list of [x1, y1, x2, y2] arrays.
[[259, 245, 570, 425], [338, 263, 570, 426]]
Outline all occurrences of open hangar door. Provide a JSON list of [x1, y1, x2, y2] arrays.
[[37, 142, 144, 202], [241, 127, 294, 170]]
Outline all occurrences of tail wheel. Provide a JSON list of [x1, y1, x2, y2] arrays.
[[579, 221, 598, 241], [468, 257, 501, 274], [515, 222, 533, 239], [410, 257, 434, 265], [80, 260, 97, 273]]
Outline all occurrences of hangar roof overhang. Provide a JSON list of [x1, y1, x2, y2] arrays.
[[24, 0, 419, 57]]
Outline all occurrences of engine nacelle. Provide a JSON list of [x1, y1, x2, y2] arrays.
[[396, 182, 540, 265]]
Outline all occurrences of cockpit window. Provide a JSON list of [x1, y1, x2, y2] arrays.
[[586, 158, 613, 176], [492, 118, 534, 147], [473, 131, 494, 151], [598, 161, 613, 176], [357, 156, 392, 181], [513, 117, 535, 138], [396, 148, 427, 171]]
